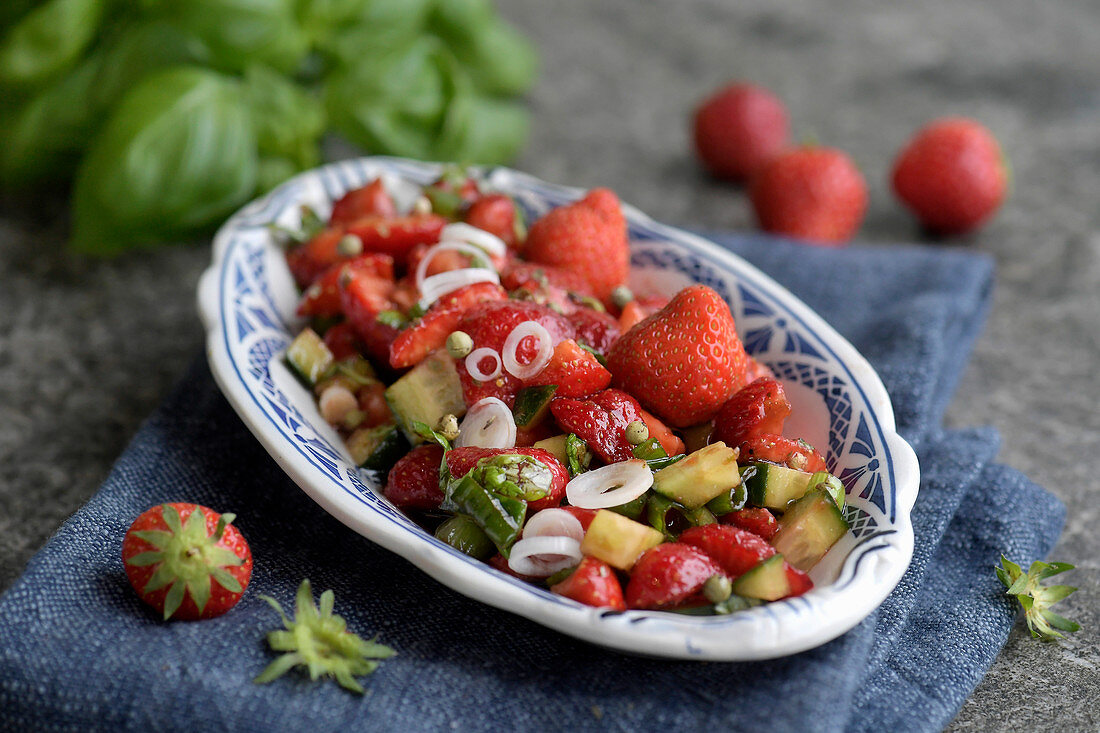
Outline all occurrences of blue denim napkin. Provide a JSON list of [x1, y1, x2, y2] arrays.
[[0, 235, 1065, 733]]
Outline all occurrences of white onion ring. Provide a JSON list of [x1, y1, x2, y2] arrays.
[[566, 459, 653, 509], [502, 321, 554, 380], [418, 269, 500, 309], [522, 509, 584, 543], [465, 348, 502, 382], [507, 536, 583, 577], [456, 397, 516, 449], [440, 222, 508, 257], [414, 241, 496, 290]]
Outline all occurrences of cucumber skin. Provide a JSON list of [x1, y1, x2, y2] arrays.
[[512, 385, 557, 428], [745, 462, 814, 510], [730, 554, 790, 601], [771, 488, 849, 571]]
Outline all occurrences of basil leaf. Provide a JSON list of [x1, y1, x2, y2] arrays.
[[243, 65, 324, 172], [70, 66, 258, 254], [0, 0, 106, 91]]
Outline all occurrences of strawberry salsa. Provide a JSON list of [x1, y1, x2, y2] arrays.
[[278, 168, 850, 614]]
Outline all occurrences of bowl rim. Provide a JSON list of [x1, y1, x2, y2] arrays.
[[198, 156, 919, 661]]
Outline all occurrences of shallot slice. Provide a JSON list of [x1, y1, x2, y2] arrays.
[[440, 222, 508, 257], [502, 321, 554, 380], [456, 397, 516, 449], [418, 268, 499, 309], [465, 348, 503, 382], [507, 536, 583, 578], [522, 509, 584, 543], [566, 459, 653, 509], [414, 241, 495, 290]]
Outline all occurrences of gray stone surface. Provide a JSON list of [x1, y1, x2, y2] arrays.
[[1, 0, 1097, 729]]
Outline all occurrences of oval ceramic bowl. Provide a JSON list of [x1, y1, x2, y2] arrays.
[[197, 156, 919, 661]]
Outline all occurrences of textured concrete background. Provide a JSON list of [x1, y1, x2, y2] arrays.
[[1, 0, 1097, 729]]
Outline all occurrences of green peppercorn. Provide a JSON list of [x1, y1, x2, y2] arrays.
[[703, 574, 733, 604], [336, 233, 363, 257], [625, 420, 649, 445], [611, 285, 634, 308], [446, 330, 474, 358]]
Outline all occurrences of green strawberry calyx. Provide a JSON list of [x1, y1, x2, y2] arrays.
[[996, 555, 1080, 641], [125, 504, 244, 620], [255, 579, 395, 694]]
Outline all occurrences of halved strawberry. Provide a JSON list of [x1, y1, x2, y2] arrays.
[[286, 228, 346, 288], [340, 270, 400, 366], [388, 282, 507, 369], [345, 213, 447, 265], [624, 543, 723, 610], [329, 178, 397, 225], [785, 563, 814, 597], [322, 322, 361, 361], [713, 377, 792, 447], [549, 388, 643, 463], [501, 261, 596, 298], [525, 339, 611, 398], [384, 444, 445, 510], [569, 307, 620, 355], [297, 253, 395, 318], [551, 557, 626, 610], [465, 193, 523, 249], [618, 300, 647, 332], [637, 407, 685, 457], [739, 434, 828, 473], [445, 446, 568, 511], [679, 524, 775, 579], [559, 506, 599, 532], [718, 507, 779, 540]]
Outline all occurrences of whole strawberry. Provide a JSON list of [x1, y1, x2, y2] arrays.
[[122, 503, 252, 620], [523, 188, 629, 304], [750, 146, 867, 245], [891, 117, 1007, 235], [693, 82, 789, 181], [606, 284, 749, 428]]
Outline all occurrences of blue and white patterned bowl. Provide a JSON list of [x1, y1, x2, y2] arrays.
[[197, 157, 919, 661]]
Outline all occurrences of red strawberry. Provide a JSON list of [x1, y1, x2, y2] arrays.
[[551, 557, 626, 610], [618, 300, 646, 332], [606, 284, 750, 428], [559, 506, 599, 532], [384, 444, 445, 510], [296, 253, 395, 318], [388, 282, 507, 369], [785, 563, 814, 597], [749, 146, 867, 244], [445, 446, 568, 511], [465, 193, 523, 249], [638, 408, 685, 456], [322, 322, 361, 361], [340, 269, 400, 365], [713, 377, 791, 447], [488, 553, 538, 582], [286, 228, 345, 288], [679, 524, 775, 579], [500, 261, 596, 297], [624, 543, 723, 610], [568, 307, 620, 355], [329, 178, 397, 225], [550, 388, 643, 463], [406, 242, 475, 280], [525, 339, 611, 398], [739, 434, 828, 473], [719, 507, 779, 540], [891, 117, 1007, 235], [345, 214, 447, 265], [693, 82, 789, 181], [122, 503, 252, 621], [524, 188, 629, 303], [455, 300, 574, 408], [356, 381, 392, 429]]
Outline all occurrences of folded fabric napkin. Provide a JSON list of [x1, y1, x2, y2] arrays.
[[0, 234, 1065, 733]]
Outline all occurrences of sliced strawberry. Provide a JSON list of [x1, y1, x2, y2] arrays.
[[345, 213, 447, 265], [551, 557, 626, 610], [515, 419, 558, 447], [384, 444, 445, 510], [525, 339, 611, 398], [466, 193, 522, 249], [501, 261, 596, 298], [785, 562, 814, 597], [618, 300, 647, 332], [445, 446, 567, 511], [286, 228, 345, 288], [718, 507, 779, 540], [569, 307, 620, 355], [329, 178, 397, 225], [388, 282, 507, 369], [744, 357, 776, 383], [624, 543, 723, 610], [739, 434, 828, 473], [391, 276, 419, 311], [559, 506, 599, 532], [356, 381, 391, 429], [679, 524, 776, 579], [713, 377, 792, 447], [340, 272, 400, 366], [549, 388, 644, 464], [638, 408, 685, 457], [297, 253, 395, 318], [322, 322, 361, 361]]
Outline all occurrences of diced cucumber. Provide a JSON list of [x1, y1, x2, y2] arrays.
[[807, 471, 846, 510], [579, 510, 664, 571], [512, 385, 557, 428], [286, 328, 334, 387], [730, 554, 790, 601], [532, 434, 569, 464], [745, 462, 815, 510], [770, 488, 850, 571], [346, 423, 409, 472], [651, 442, 740, 509], [385, 350, 467, 444]]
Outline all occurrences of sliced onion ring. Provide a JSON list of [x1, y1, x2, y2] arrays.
[[507, 536, 583, 577], [522, 509, 584, 543], [418, 268, 500, 310], [414, 241, 496, 290], [440, 222, 508, 257], [502, 321, 554, 379], [465, 348, 502, 382], [456, 397, 516, 449], [566, 459, 653, 509]]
